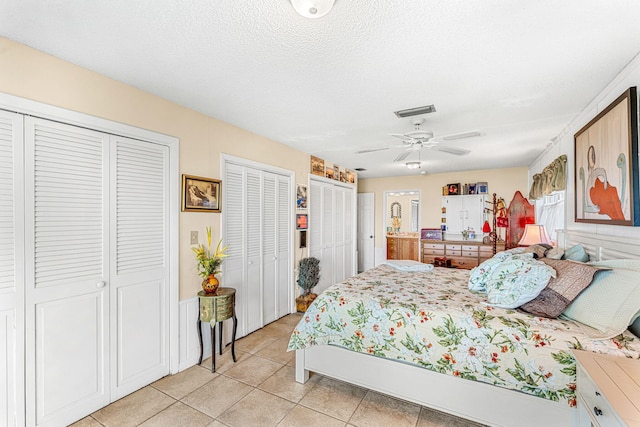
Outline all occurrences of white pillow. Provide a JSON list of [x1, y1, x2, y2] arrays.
[[562, 259, 640, 338]]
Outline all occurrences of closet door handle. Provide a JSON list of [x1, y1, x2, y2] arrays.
[[96, 281, 106, 288]]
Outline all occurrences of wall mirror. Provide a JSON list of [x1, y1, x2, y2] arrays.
[[384, 190, 420, 234]]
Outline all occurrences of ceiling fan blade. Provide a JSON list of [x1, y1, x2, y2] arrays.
[[394, 151, 411, 162], [390, 133, 412, 141], [440, 131, 481, 141], [437, 146, 471, 156], [355, 147, 389, 154]]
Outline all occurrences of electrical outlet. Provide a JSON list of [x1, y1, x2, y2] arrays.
[[190, 231, 198, 244]]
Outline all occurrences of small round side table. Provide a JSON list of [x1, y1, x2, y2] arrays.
[[197, 288, 237, 373]]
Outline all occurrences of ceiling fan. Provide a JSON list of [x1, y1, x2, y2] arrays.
[[356, 118, 478, 162]]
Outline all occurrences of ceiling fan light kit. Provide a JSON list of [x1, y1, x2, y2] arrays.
[[290, 0, 335, 18], [405, 161, 421, 170]]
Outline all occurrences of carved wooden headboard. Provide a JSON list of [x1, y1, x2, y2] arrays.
[[505, 191, 535, 249]]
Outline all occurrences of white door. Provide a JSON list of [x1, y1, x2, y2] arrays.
[[24, 119, 171, 426], [245, 168, 262, 334], [276, 175, 291, 318], [309, 180, 335, 294], [262, 173, 277, 325], [222, 163, 247, 338], [442, 196, 465, 236], [110, 136, 170, 399], [357, 193, 375, 272], [262, 172, 292, 324], [465, 194, 487, 235], [25, 118, 111, 427], [334, 187, 345, 283], [0, 110, 24, 427], [222, 160, 293, 337]]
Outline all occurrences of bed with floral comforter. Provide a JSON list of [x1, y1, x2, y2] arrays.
[[287, 264, 640, 407]]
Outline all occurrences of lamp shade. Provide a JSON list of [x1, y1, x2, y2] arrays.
[[518, 224, 552, 246], [291, 0, 335, 18]]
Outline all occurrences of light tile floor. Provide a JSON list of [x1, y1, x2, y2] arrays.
[[71, 314, 482, 427]]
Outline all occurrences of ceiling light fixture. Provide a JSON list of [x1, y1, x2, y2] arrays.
[[290, 0, 335, 18], [405, 161, 421, 170]]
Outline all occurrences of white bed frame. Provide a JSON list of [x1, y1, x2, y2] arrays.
[[295, 230, 640, 427]]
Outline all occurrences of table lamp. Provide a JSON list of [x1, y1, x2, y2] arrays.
[[518, 224, 552, 246]]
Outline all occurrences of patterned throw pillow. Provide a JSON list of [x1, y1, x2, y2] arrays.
[[520, 259, 606, 318], [480, 253, 556, 309]]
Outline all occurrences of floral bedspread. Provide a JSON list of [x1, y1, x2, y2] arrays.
[[287, 265, 640, 406]]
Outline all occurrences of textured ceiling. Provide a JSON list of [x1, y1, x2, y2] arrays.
[[2, 1, 640, 178]]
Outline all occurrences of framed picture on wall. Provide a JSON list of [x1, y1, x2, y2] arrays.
[[182, 174, 221, 212], [299, 230, 307, 248], [296, 213, 308, 230], [296, 184, 307, 209], [310, 156, 325, 177], [574, 87, 639, 225]]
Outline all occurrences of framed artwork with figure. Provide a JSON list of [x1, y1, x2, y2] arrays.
[[182, 174, 221, 212], [574, 87, 639, 225]]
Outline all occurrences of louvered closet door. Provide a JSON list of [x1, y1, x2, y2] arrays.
[[25, 117, 110, 427], [340, 186, 354, 281], [276, 175, 291, 318], [262, 172, 291, 324], [309, 180, 334, 294], [223, 160, 292, 338], [334, 187, 346, 282], [0, 110, 23, 427], [110, 135, 169, 399], [223, 164, 247, 338], [262, 173, 278, 325], [245, 168, 262, 334]]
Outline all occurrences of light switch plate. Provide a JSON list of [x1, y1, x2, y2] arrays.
[[190, 231, 198, 244]]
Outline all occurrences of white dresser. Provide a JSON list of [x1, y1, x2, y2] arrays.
[[573, 350, 640, 426]]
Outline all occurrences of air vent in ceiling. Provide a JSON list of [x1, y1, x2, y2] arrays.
[[394, 104, 436, 118]]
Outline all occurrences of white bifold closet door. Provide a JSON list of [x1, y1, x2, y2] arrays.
[[0, 110, 23, 427], [24, 117, 170, 427], [309, 179, 356, 295], [223, 162, 291, 339]]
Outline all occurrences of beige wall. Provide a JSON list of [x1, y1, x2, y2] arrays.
[[0, 37, 310, 300], [358, 167, 528, 249]]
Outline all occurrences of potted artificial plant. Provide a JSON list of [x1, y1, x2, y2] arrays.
[[295, 257, 320, 312]]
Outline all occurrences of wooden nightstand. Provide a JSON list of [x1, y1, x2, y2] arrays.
[[573, 350, 640, 426], [198, 288, 237, 372]]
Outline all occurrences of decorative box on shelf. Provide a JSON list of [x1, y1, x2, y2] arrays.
[[421, 228, 443, 240]]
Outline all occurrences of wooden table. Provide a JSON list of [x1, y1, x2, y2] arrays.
[[197, 288, 237, 372]]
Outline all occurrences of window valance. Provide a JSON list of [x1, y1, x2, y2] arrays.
[[529, 155, 567, 200]]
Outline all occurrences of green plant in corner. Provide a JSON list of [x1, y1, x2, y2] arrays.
[[296, 257, 320, 312], [297, 257, 320, 295]]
